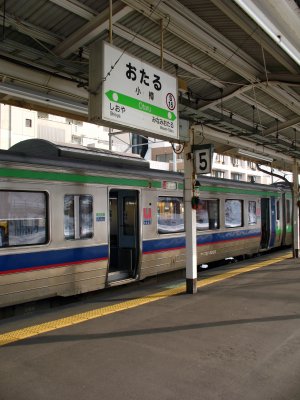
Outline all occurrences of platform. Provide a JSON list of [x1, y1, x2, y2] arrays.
[[1, 249, 300, 400]]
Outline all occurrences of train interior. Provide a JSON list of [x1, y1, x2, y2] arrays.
[[108, 189, 139, 283], [260, 198, 271, 249]]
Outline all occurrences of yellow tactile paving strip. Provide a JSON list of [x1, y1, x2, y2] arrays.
[[0, 252, 291, 346]]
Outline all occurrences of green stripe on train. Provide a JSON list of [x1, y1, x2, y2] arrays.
[[199, 185, 282, 197], [0, 167, 161, 188], [0, 167, 287, 196]]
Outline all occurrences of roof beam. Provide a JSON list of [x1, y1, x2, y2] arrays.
[[192, 125, 294, 168], [262, 85, 300, 116], [235, 93, 300, 134], [53, 1, 133, 58], [48, 0, 96, 20], [0, 59, 87, 100], [0, 11, 61, 46], [262, 117, 300, 136]]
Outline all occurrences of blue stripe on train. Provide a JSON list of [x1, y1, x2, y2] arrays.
[[0, 245, 108, 274], [0, 229, 261, 274], [143, 229, 261, 253]]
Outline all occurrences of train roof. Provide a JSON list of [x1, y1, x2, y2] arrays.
[[0, 139, 291, 192], [0, 139, 150, 171]]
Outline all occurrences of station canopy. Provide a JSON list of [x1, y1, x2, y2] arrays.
[[0, 0, 300, 171]]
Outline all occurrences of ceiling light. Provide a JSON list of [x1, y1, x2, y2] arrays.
[[237, 149, 273, 163], [0, 82, 87, 115]]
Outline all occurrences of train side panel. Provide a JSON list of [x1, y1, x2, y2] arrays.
[[0, 140, 293, 309], [140, 188, 186, 280], [196, 191, 261, 262], [140, 185, 264, 279], [0, 177, 109, 307]]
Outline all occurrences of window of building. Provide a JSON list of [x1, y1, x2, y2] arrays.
[[215, 154, 225, 164], [156, 153, 173, 162], [231, 157, 239, 166], [247, 161, 256, 170], [157, 196, 184, 234], [225, 199, 243, 227], [247, 175, 256, 183], [25, 118, 32, 127], [71, 134, 82, 145], [213, 170, 225, 179], [0, 191, 48, 247], [64, 195, 93, 240], [232, 173, 242, 181], [248, 201, 257, 224], [196, 199, 219, 230], [37, 112, 49, 119]]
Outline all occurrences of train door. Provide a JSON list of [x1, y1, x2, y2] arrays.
[[281, 193, 287, 245], [260, 197, 276, 249], [275, 197, 283, 246], [108, 189, 139, 282], [269, 197, 276, 247], [260, 198, 270, 249], [282, 195, 292, 246]]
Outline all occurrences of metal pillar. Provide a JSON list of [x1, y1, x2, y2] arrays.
[[173, 149, 177, 172], [292, 159, 299, 258], [184, 129, 198, 293], [109, 0, 113, 44]]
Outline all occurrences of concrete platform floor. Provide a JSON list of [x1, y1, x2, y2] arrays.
[[0, 249, 300, 400]]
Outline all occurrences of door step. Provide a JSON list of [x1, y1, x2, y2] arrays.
[[107, 277, 136, 287]]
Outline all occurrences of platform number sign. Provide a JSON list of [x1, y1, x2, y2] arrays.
[[193, 144, 214, 174]]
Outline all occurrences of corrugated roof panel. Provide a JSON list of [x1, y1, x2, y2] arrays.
[[119, 10, 244, 86], [180, 0, 296, 74], [245, 89, 297, 118], [0, 0, 299, 163], [229, 103, 278, 131], [2, 0, 47, 20]]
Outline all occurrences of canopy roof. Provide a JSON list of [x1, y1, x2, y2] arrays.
[[0, 0, 299, 170]]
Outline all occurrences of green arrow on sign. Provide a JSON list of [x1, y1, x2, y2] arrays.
[[105, 90, 177, 121]]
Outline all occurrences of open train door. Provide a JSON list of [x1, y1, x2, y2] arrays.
[[108, 189, 139, 283], [260, 198, 270, 249], [260, 197, 276, 249]]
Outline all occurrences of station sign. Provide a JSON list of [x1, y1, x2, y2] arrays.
[[89, 41, 178, 141], [193, 144, 214, 174]]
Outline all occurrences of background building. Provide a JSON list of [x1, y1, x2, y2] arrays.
[[0, 104, 290, 185]]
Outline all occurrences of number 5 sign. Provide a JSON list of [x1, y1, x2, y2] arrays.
[[193, 144, 214, 174]]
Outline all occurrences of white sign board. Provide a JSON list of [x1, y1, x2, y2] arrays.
[[193, 144, 214, 174], [93, 41, 178, 140]]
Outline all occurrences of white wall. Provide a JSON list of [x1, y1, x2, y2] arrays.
[[0, 105, 37, 149]]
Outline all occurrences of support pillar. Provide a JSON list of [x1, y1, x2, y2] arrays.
[[184, 129, 197, 293], [292, 159, 299, 258]]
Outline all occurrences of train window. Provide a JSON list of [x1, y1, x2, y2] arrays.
[[196, 199, 219, 230], [0, 191, 47, 248], [276, 200, 280, 220], [225, 199, 243, 228], [157, 196, 184, 234], [286, 199, 291, 224], [64, 195, 93, 240], [248, 201, 257, 224]]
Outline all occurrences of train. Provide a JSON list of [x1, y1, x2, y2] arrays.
[[0, 139, 292, 308]]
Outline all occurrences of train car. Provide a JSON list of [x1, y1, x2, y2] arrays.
[[0, 139, 292, 308]]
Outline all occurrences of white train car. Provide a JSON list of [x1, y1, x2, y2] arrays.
[[0, 139, 292, 308]]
